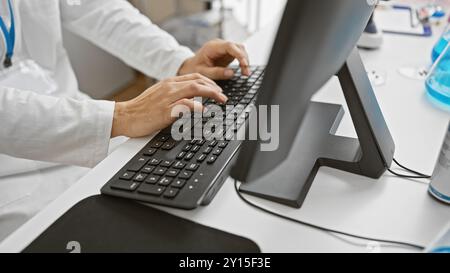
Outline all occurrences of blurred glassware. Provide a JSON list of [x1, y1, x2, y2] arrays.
[[431, 24, 450, 63], [426, 43, 450, 109]]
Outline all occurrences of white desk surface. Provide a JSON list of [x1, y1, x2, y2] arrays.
[[1, 18, 450, 253]]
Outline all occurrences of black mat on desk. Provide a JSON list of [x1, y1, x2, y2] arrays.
[[23, 195, 260, 253]]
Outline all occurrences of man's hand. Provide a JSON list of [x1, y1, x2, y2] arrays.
[[178, 39, 251, 80], [111, 73, 227, 138]]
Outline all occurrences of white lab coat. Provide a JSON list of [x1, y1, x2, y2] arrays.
[[0, 0, 194, 241]]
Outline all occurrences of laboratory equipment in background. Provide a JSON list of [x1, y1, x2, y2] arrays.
[[358, 14, 384, 49], [426, 222, 450, 253], [160, 0, 248, 51], [426, 43, 450, 109], [429, 125, 450, 204], [432, 24, 450, 63]]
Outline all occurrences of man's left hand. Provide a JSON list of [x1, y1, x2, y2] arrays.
[[178, 39, 251, 80]]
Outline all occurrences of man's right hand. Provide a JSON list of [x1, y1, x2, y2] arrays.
[[111, 73, 228, 138]]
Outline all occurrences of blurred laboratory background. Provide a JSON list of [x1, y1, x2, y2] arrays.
[[63, 0, 287, 101]]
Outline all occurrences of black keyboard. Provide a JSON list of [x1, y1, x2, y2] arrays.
[[101, 66, 265, 210]]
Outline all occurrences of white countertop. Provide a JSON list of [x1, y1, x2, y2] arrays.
[[1, 12, 450, 253]]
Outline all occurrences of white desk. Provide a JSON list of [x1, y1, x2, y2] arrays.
[[1, 17, 450, 253]]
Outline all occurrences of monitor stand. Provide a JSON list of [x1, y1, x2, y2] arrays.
[[238, 49, 395, 208]]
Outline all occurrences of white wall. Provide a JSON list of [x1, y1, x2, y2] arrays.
[[218, 0, 287, 32]]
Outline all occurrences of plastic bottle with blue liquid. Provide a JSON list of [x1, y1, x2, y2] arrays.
[[426, 39, 450, 108], [431, 26, 450, 63]]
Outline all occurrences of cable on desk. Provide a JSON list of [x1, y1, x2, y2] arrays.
[[393, 158, 431, 177], [387, 169, 431, 179], [233, 179, 426, 251], [388, 158, 432, 179]]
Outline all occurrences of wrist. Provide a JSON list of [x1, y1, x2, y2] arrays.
[[111, 102, 129, 138], [177, 57, 195, 76]]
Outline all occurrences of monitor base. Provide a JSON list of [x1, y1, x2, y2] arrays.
[[239, 101, 363, 208], [237, 49, 395, 209]]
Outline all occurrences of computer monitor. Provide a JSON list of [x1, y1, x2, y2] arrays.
[[231, 0, 396, 208]]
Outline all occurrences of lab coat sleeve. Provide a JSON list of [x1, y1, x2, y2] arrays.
[[0, 87, 115, 168], [60, 0, 195, 80]]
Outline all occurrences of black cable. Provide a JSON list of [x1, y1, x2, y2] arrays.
[[392, 158, 431, 178], [233, 179, 426, 251], [387, 168, 431, 179]]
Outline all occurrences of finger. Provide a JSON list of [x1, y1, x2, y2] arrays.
[[171, 99, 205, 114], [171, 83, 228, 103], [236, 43, 251, 75], [199, 66, 235, 80], [168, 73, 217, 87], [172, 79, 223, 92], [225, 42, 250, 76]]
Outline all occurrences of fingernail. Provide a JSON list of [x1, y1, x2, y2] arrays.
[[224, 69, 234, 78], [220, 94, 228, 102]]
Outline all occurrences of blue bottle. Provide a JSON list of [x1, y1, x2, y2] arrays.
[[426, 43, 450, 108], [432, 25, 450, 63]]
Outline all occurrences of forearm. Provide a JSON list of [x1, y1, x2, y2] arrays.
[[60, 0, 194, 80], [0, 87, 114, 168]]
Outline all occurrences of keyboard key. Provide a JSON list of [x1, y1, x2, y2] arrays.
[[111, 180, 140, 192], [213, 148, 223, 156], [158, 177, 173, 186], [185, 152, 195, 161], [171, 179, 186, 188], [176, 151, 186, 159], [138, 184, 165, 196], [191, 145, 201, 153], [173, 161, 186, 169], [208, 140, 218, 147], [151, 141, 164, 149], [162, 141, 176, 150], [183, 144, 192, 152], [207, 156, 217, 164], [143, 148, 157, 156], [190, 140, 198, 145], [197, 154, 207, 163], [155, 135, 170, 142], [160, 160, 173, 167], [142, 166, 155, 174], [128, 157, 149, 172], [197, 140, 206, 145], [145, 175, 160, 184], [149, 158, 161, 166], [186, 163, 199, 171], [179, 171, 193, 180], [120, 171, 136, 181], [166, 169, 180, 177], [164, 188, 179, 199], [134, 173, 148, 182], [153, 167, 167, 176], [218, 141, 228, 148], [203, 147, 213, 154]]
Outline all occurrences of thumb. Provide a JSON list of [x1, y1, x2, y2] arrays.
[[200, 67, 235, 80]]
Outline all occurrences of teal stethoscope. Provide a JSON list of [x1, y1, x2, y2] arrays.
[[0, 0, 15, 68]]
